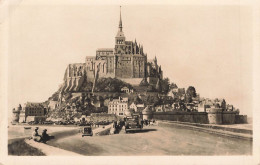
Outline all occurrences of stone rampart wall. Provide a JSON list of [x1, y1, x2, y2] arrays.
[[222, 112, 237, 124], [235, 115, 248, 124], [153, 112, 209, 124], [208, 113, 222, 124], [152, 111, 246, 125]]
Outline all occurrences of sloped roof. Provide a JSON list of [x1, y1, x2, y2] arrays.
[[116, 31, 125, 38], [137, 104, 145, 107], [142, 106, 152, 113], [96, 48, 114, 52], [125, 41, 133, 45], [25, 102, 44, 108]]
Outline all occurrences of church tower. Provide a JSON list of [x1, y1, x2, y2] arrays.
[[115, 6, 126, 54], [154, 56, 158, 73]]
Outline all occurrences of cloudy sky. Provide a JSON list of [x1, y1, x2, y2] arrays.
[[3, 0, 254, 117]]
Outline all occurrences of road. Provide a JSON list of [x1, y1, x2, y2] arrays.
[[47, 124, 252, 156]]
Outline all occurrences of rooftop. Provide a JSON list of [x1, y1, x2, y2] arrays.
[[96, 48, 114, 51], [25, 102, 45, 108]]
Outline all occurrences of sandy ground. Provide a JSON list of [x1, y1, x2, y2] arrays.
[[8, 125, 82, 155], [8, 125, 81, 140], [46, 125, 252, 156], [25, 139, 81, 156], [8, 139, 46, 156], [8, 125, 81, 153], [212, 124, 252, 130]]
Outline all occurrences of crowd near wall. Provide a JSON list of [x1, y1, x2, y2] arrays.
[[90, 113, 118, 122]]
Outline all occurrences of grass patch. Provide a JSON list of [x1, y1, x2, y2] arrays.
[[8, 139, 45, 156]]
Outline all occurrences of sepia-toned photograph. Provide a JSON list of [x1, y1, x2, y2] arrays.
[[0, 0, 260, 165]]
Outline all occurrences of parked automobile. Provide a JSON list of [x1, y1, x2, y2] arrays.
[[125, 114, 142, 133], [28, 121, 34, 125], [44, 121, 54, 125], [81, 126, 93, 137]]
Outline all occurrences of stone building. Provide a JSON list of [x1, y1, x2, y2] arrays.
[[12, 104, 22, 123], [108, 97, 128, 116], [24, 102, 46, 119], [129, 102, 145, 113], [62, 7, 163, 92], [15, 102, 47, 123]]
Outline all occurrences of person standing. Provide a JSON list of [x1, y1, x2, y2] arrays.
[[141, 119, 144, 128], [113, 120, 117, 128]]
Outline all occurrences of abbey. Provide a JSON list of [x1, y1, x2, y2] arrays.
[[62, 7, 163, 92]]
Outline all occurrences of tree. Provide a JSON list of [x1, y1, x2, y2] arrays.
[[169, 83, 178, 89], [134, 96, 143, 104], [160, 77, 170, 94], [147, 85, 155, 92], [186, 86, 197, 98], [95, 78, 133, 92], [185, 94, 192, 103]]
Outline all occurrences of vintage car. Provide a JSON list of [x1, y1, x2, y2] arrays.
[[125, 114, 142, 133], [82, 126, 93, 137]]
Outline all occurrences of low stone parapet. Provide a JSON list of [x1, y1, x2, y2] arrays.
[[24, 139, 81, 156], [158, 120, 252, 141], [153, 111, 209, 124], [151, 110, 246, 125], [93, 123, 113, 136], [235, 115, 248, 124]]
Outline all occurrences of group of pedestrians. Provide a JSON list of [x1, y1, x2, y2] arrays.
[[113, 120, 124, 128], [114, 118, 156, 129], [113, 120, 125, 133], [30, 127, 50, 143], [81, 120, 110, 128], [141, 119, 156, 127]]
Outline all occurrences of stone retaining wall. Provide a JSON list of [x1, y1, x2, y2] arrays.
[[93, 123, 113, 136], [153, 112, 209, 124], [152, 111, 246, 125], [235, 115, 248, 124]]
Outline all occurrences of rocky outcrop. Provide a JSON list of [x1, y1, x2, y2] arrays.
[[62, 63, 86, 92]]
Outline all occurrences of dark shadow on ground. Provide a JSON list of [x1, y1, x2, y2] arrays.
[[48, 129, 79, 143], [114, 125, 124, 134], [8, 139, 45, 156], [126, 129, 157, 134]]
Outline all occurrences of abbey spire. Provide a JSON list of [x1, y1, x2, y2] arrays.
[[119, 6, 123, 32], [115, 6, 125, 45]]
